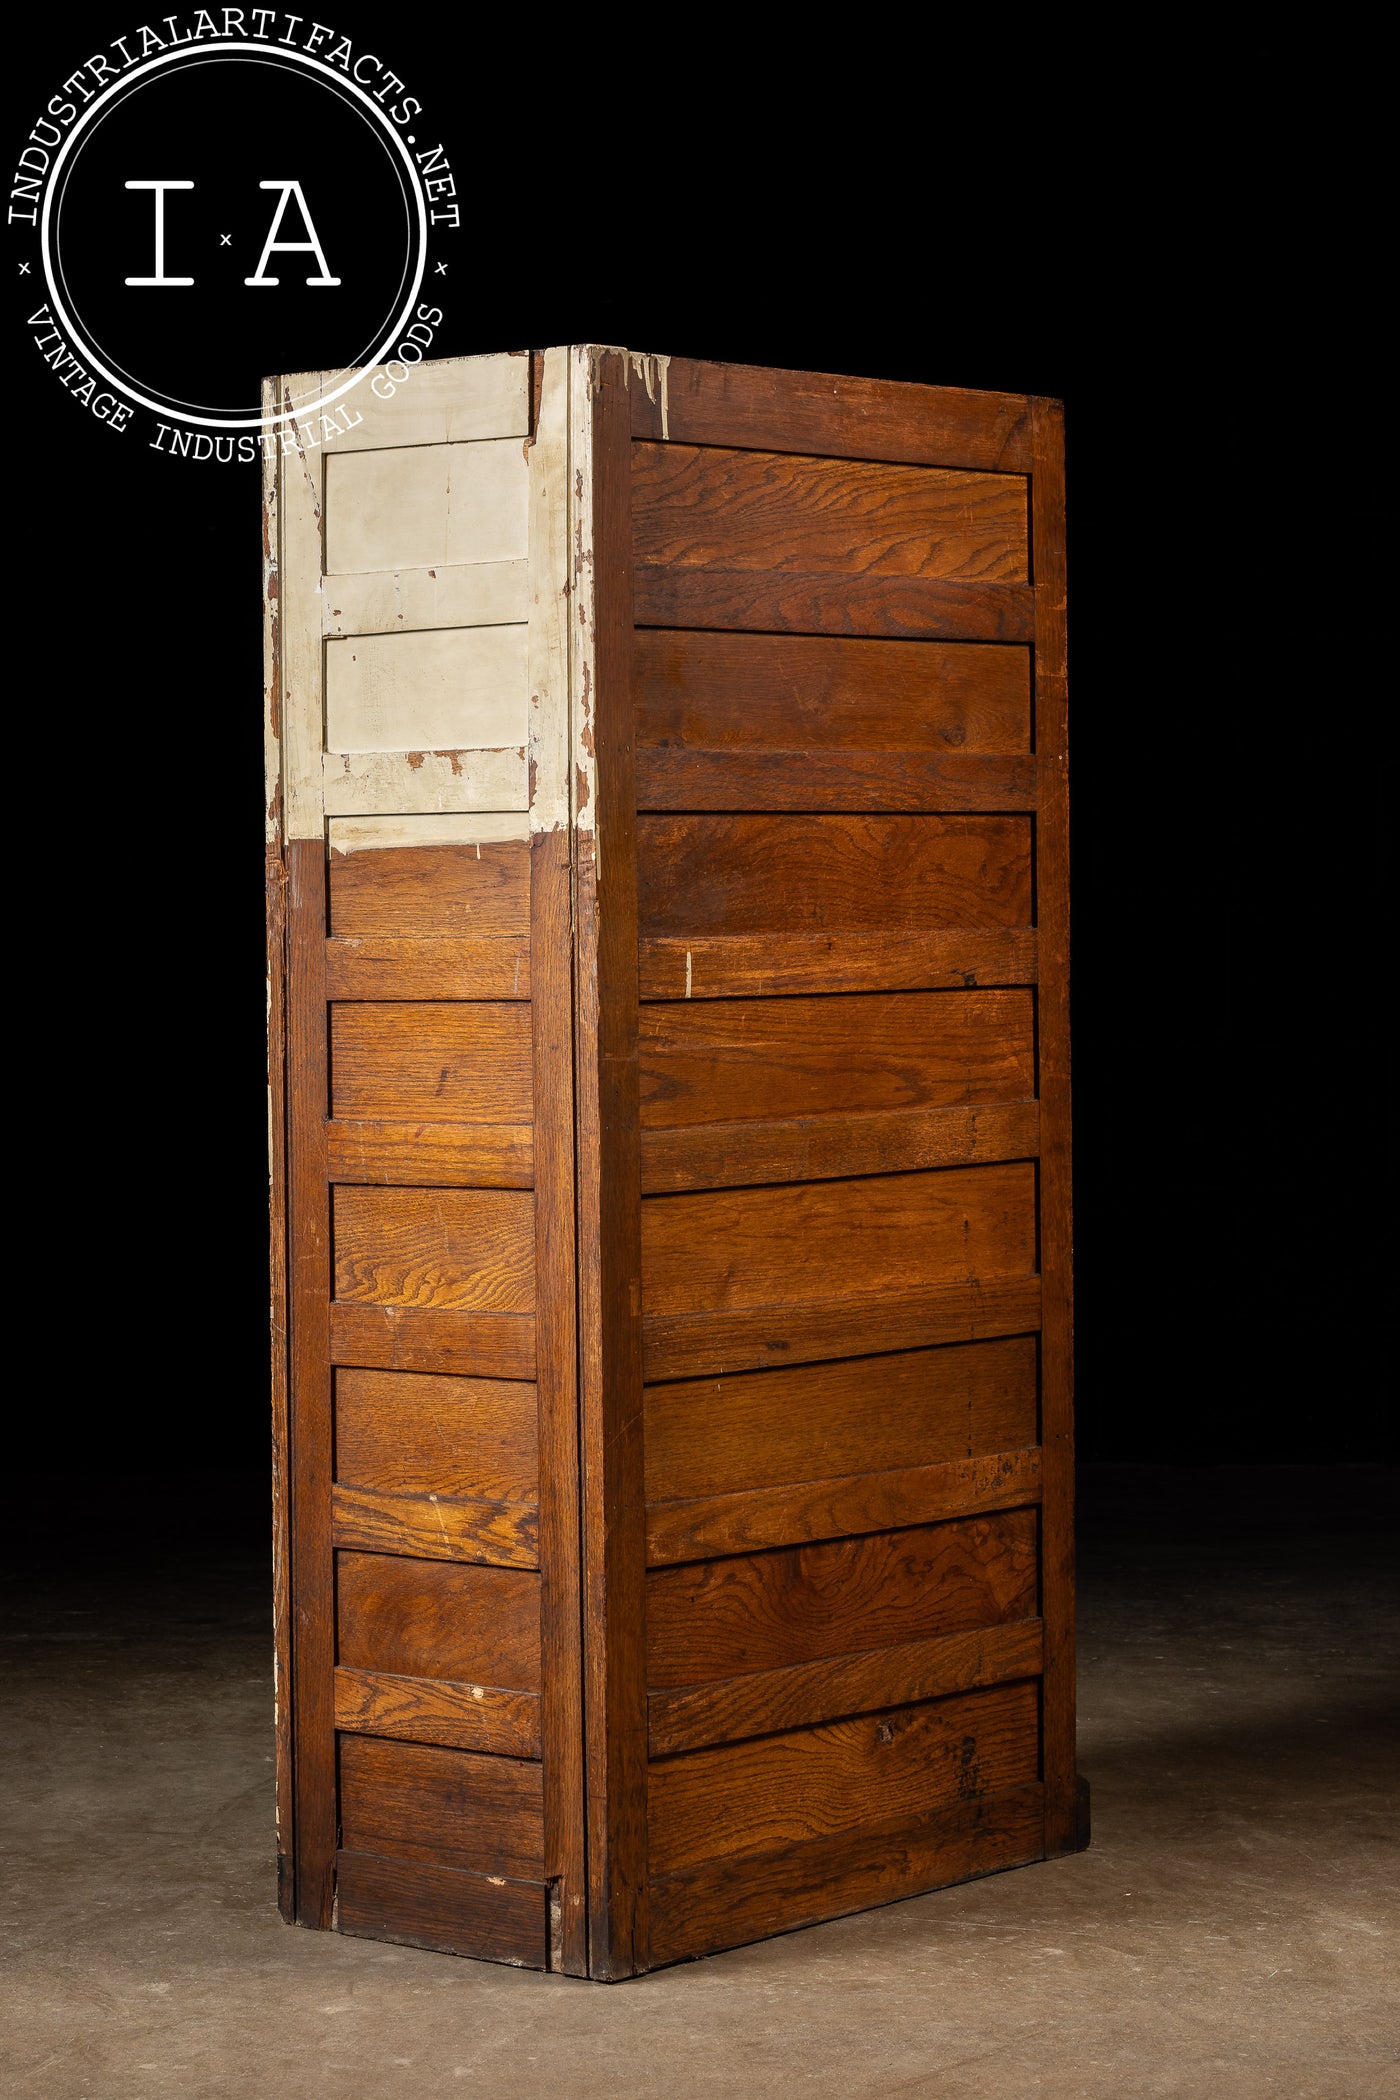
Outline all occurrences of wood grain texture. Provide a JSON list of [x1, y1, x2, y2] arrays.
[[633, 568, 1035, 643], [339, 1735, 544, 1877], [327, 1120, 534, 1189], [646, 1510, 1037, 1686], [639, 990, 1035, 1128], [636, 816, 1032, 938], [335, 1851, 547, 1967], [336, 1366, 537, 1502], [647, 1679, 1040, 1874], [628, 357, 1033, 473], [330, 1003, 533, 1123], [285, 838, 336, 1929], [648, 1618, 1044, 1757], [645, 1446, 1042, 1564], [634, 630, 1030, 754], [328, 841, 530, 938], [647, 1783, 1045, 1967], [639, 929, 1038, 1000], [632, 444, 1027, 583], [575, 349, 651, 1979], [329, 1303, 536, 1379], [641, 1164, 1037, 1318], [325, 936, 530, 1001], [334, 1669, 541, 1757], [266, 844, 293, 1920], [1032, 395, 1079, 1858], [645, 1337, 1038, 1503], [530, 829, 588, 1972], [336, 1551, 540, 1686], [333, 1187, 536, 1311], [636, 747, 1037, 812], [642, 1273, 1042, 1382], [331, 1484, 538, 1568], [640, 1101, 1040, 1195]]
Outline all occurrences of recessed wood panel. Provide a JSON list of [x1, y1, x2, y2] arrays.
[[636, 816, 1032, 938], [337, 1552, 541, 1688], [331, 1003, 533, 1124], [645, 1337, 1038, 1502], [335, 1851, 547, 1968], [325, 439, 529, 575], [631, 445, 1028, 583], [647, 1679, 1040, 1874], [329, 1303, 536, 1381], [641, 1164, 1036, 1318], [325, 627, 527, 754], [646, 1510, 1037, 1688], [639, 991, 1034, 1129], [328, 841, 530, 939], [634, 632, 1030, 753], [335, 1368, 537, 1501], [333, 1187, 536, 1312], [331, 1485, 538, 1569], [325, 935, 531, 1001], [334, 1671, 541, 1758], [339, 1737, 545, 1878]]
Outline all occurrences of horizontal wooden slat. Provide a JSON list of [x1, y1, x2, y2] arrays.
[[321, 748, 528, 818], [333, 1186, 535, 1312], [325, 936, 531, 1000], [629, 358, 1034, 473], [638, 814, 1031, 938], [340, 1735, 544, 1877], [641, 988, 1035, 1130], [336, 1550, 540, 1684], [332, 1002, 533, 1124], [327, 1120, 534, 1188], [645, 1337, 1038, 1504], [334, 1667, 542, 1757], [639, 1101, 1039, 1193], [335, 1367, 537, 1502], [647, 1510, 1037, 1687], [325, 438, 528, 576], [330, 1302, 536, 1379], [639, 928, 1039, 999], [323, 560, 530, 637], [649, 1618, 1045, 1757], [634, 567, 1036, 641], [335, 1852, 547, 1968], [318, 352, 529, 451], [332, 1484, 539, 1568], [642, 1165, 1036, 1319], [634, 631, 1031, 756], [632, 444, 1027, 583], [328, 840, 530, 939], [647, 1679, 1039, 1874], [635, 747, 1038, 812], [645, 1448, 1042, 1565], [646, 1783, 1045, 1967]]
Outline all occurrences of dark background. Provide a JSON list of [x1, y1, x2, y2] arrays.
[[8, 16, 1390, 1496]]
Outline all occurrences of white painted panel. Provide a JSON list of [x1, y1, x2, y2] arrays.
[[325, 439, 529, 575], [281, 354, 529, 452], [322, 748, 527, 816], [323, 561, 529, 637], [325, 626, 527, 753], [328, 812, 531, 853]]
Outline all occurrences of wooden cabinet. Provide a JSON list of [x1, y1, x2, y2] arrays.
[[265, 347, 1083, 1979]]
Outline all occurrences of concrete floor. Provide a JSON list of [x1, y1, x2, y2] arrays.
[[2, 1468, 1396, 2100]]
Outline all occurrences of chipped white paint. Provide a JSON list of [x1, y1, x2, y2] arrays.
[[279, 370, 330, 841], [326, 352, 529, 452], [325, 625, 527, 753], [628, 350, 670, 440], [685, 951, 692, 999], [325, 438, 529, 575], [569, 346, 600, 848], [261, 373, 282, 846], [322, 748, 527, 816], [527, 347, 571, 835], [327, 812, 530, 853], [322, 561, 529, 638]]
